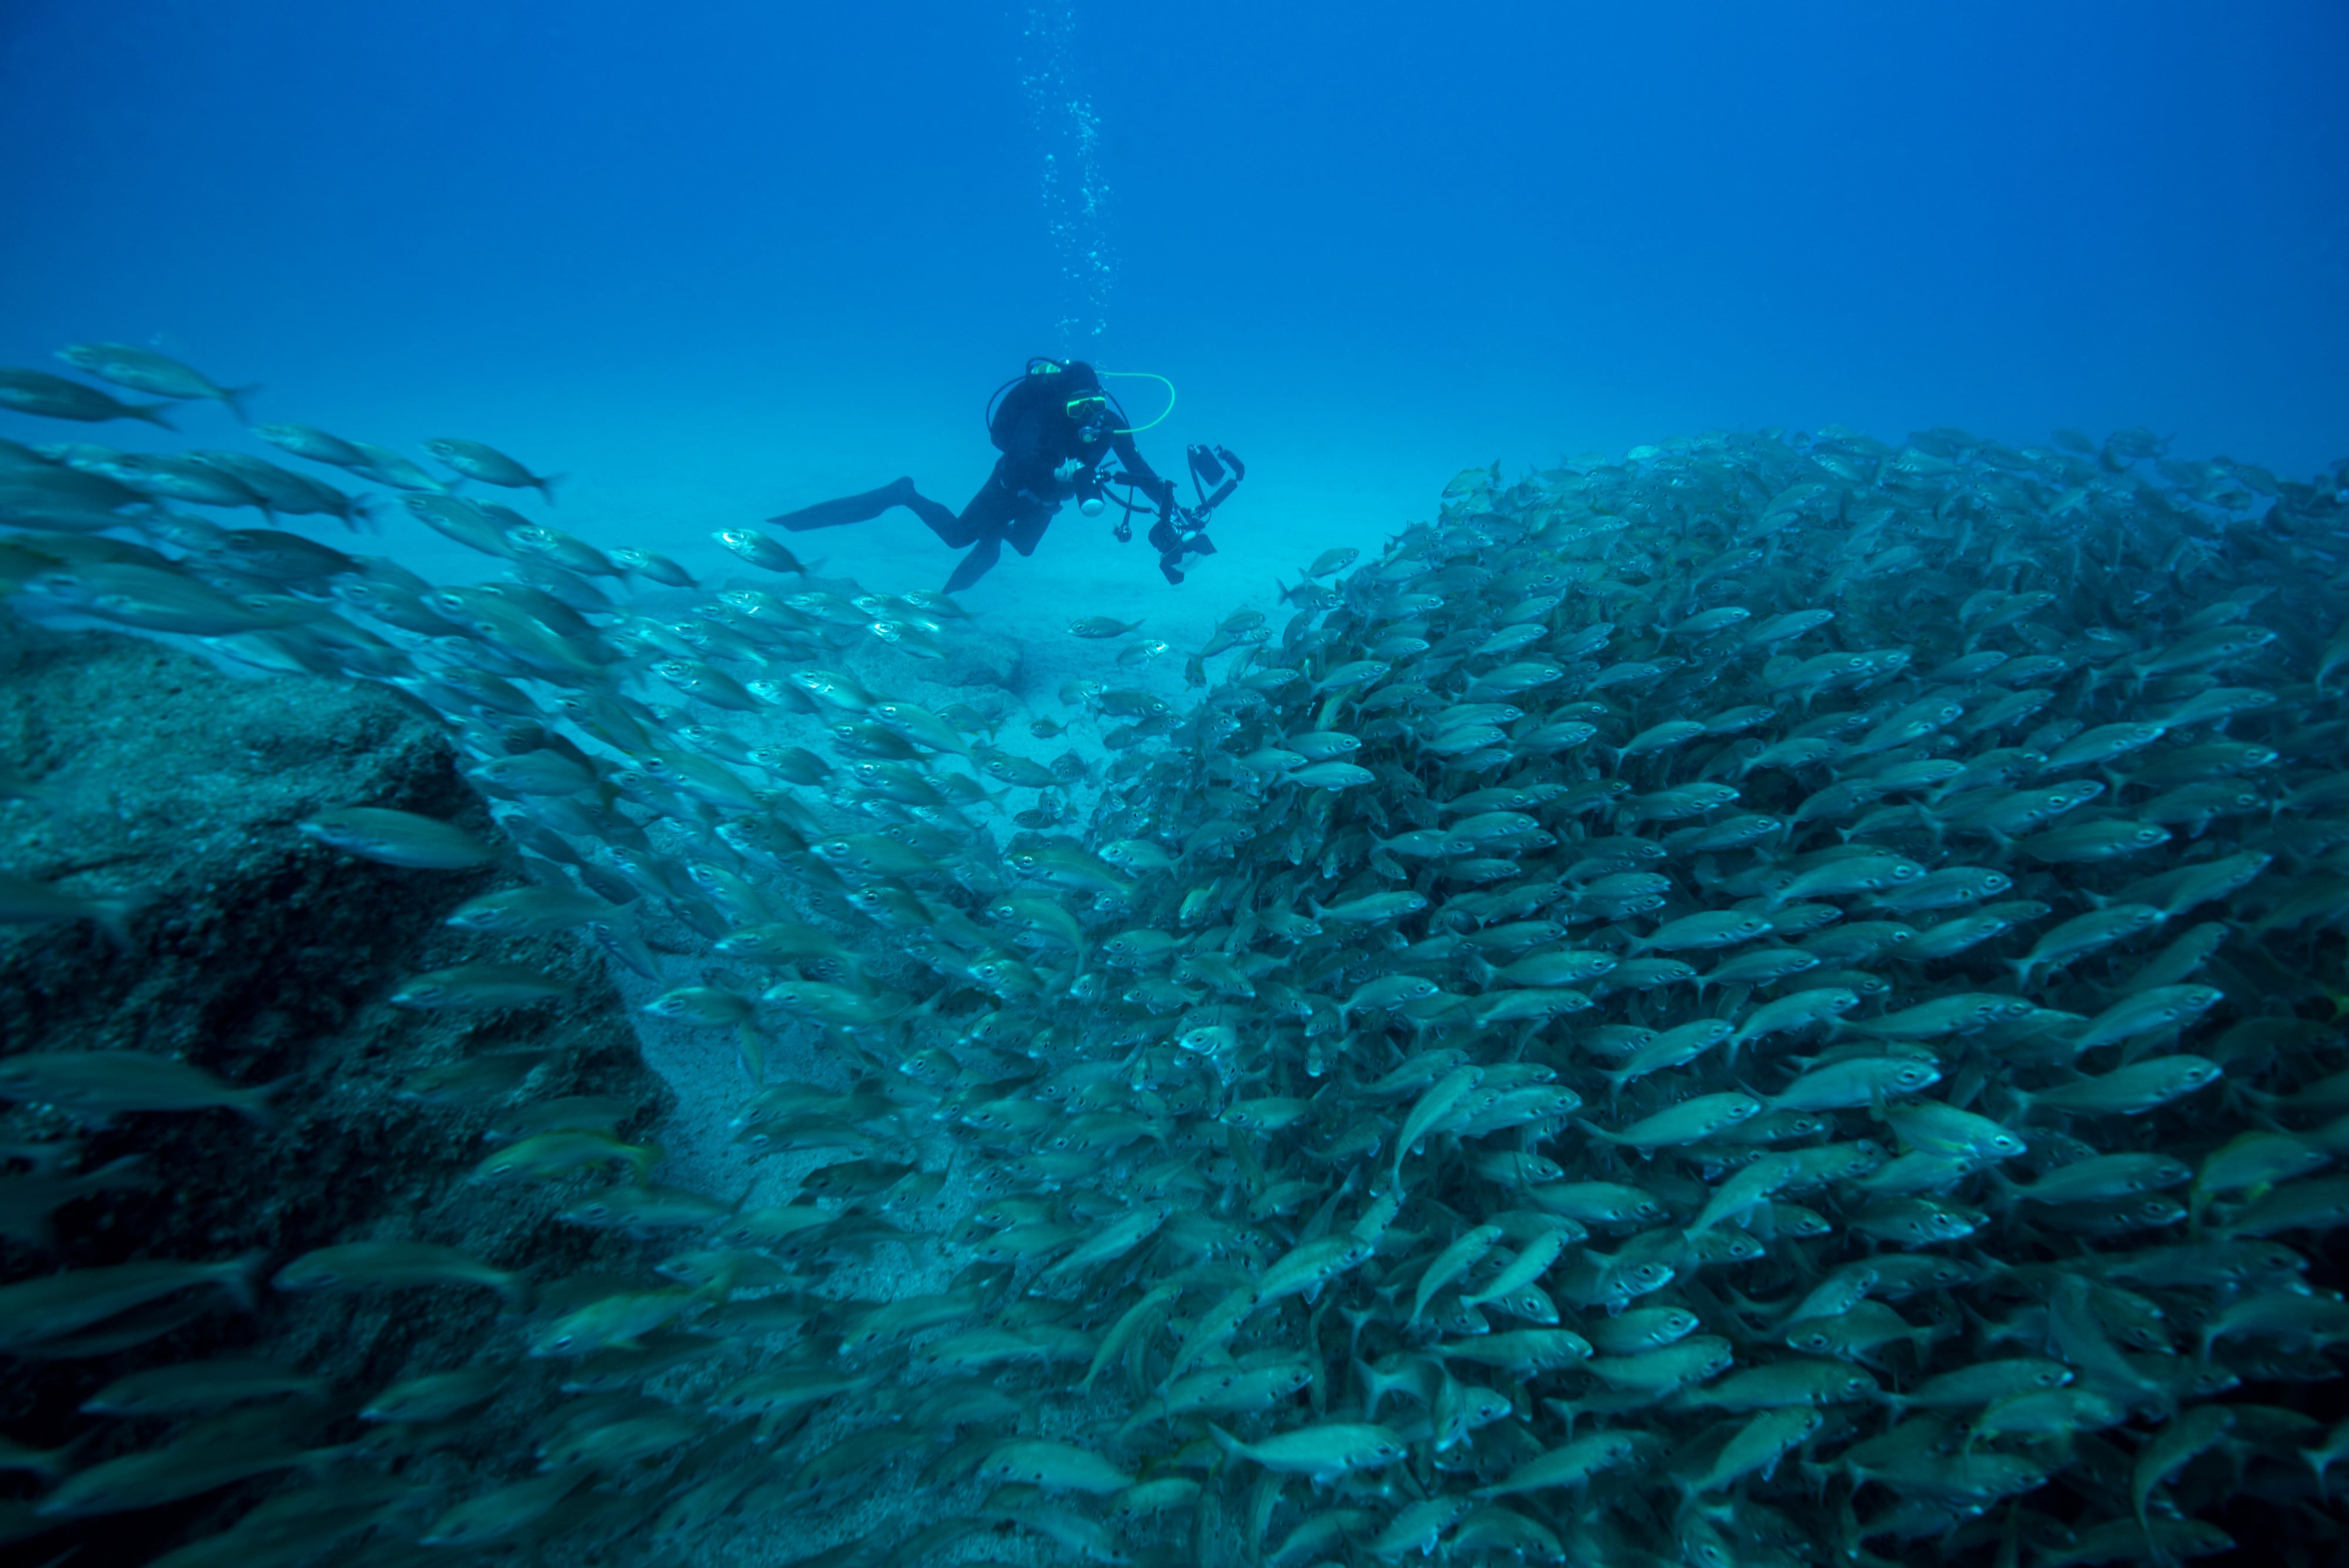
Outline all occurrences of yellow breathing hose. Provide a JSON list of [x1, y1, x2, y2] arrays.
[[1101, 370, 1176, 433]]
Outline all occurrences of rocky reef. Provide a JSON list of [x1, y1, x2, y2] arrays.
[[0, 617, 664, 1560]]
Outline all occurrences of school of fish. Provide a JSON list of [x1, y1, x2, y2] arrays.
[[5, 342, 2349, 1566]]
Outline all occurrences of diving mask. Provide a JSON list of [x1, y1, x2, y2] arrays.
[[1066, 392, 1111, 442]]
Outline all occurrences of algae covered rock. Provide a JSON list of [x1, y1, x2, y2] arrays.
[[0, 618, 662, 1560]]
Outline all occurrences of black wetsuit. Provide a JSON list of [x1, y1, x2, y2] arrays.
[[769, 362, 1180, 593]]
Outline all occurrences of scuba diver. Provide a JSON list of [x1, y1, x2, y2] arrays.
[[769, 358, 1241, 592]]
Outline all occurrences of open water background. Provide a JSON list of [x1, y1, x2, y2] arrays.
[[2, 1, 2346, 650]]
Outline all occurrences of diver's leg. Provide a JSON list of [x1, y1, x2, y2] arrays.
[[943, 528, 1005, 592], [768, 476, 921, 531], [897, 486, 963, 540], [1004, 503, 1054, 557], [933, 477, 1016, 550], [938, 476, 1025, 589]]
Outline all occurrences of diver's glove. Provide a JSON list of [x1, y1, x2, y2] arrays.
[[1053, 457, 1086, 483]]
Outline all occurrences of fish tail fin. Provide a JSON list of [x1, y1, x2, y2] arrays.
[[233, 1074, 295, 1128], [1983, 1164, 2021, 1204], [84, 1154, 152, 1197], [1352, 1355, 1389, 1418], [1206, 1424, 1249, 1463], [686, 1272, 738, 1313], [92, 887, 157, 951], [132, 401, 178, 429], [2229, 1086, 2286, 1133], [537, 473, 566, 506], [33, 1428, 103, 1480], [2302, 1444, 2338, 1489], [221, 1250, 270, 1313], [223, 384, 261, 423], [496, 1269, 536, 1312]]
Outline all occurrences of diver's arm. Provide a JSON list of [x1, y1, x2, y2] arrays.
[[1110, 432, 1179, 514]]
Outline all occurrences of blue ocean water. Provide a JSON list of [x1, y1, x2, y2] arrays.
[[8, 7, 2349, 1562], [4, 0, 2344, 635]]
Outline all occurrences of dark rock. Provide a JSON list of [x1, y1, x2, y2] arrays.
[[0, 618, 662, 1562]]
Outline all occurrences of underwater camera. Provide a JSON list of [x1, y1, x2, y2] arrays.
[[1101, 442, 1244, 548], [1186, 442, 1244, 518]]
